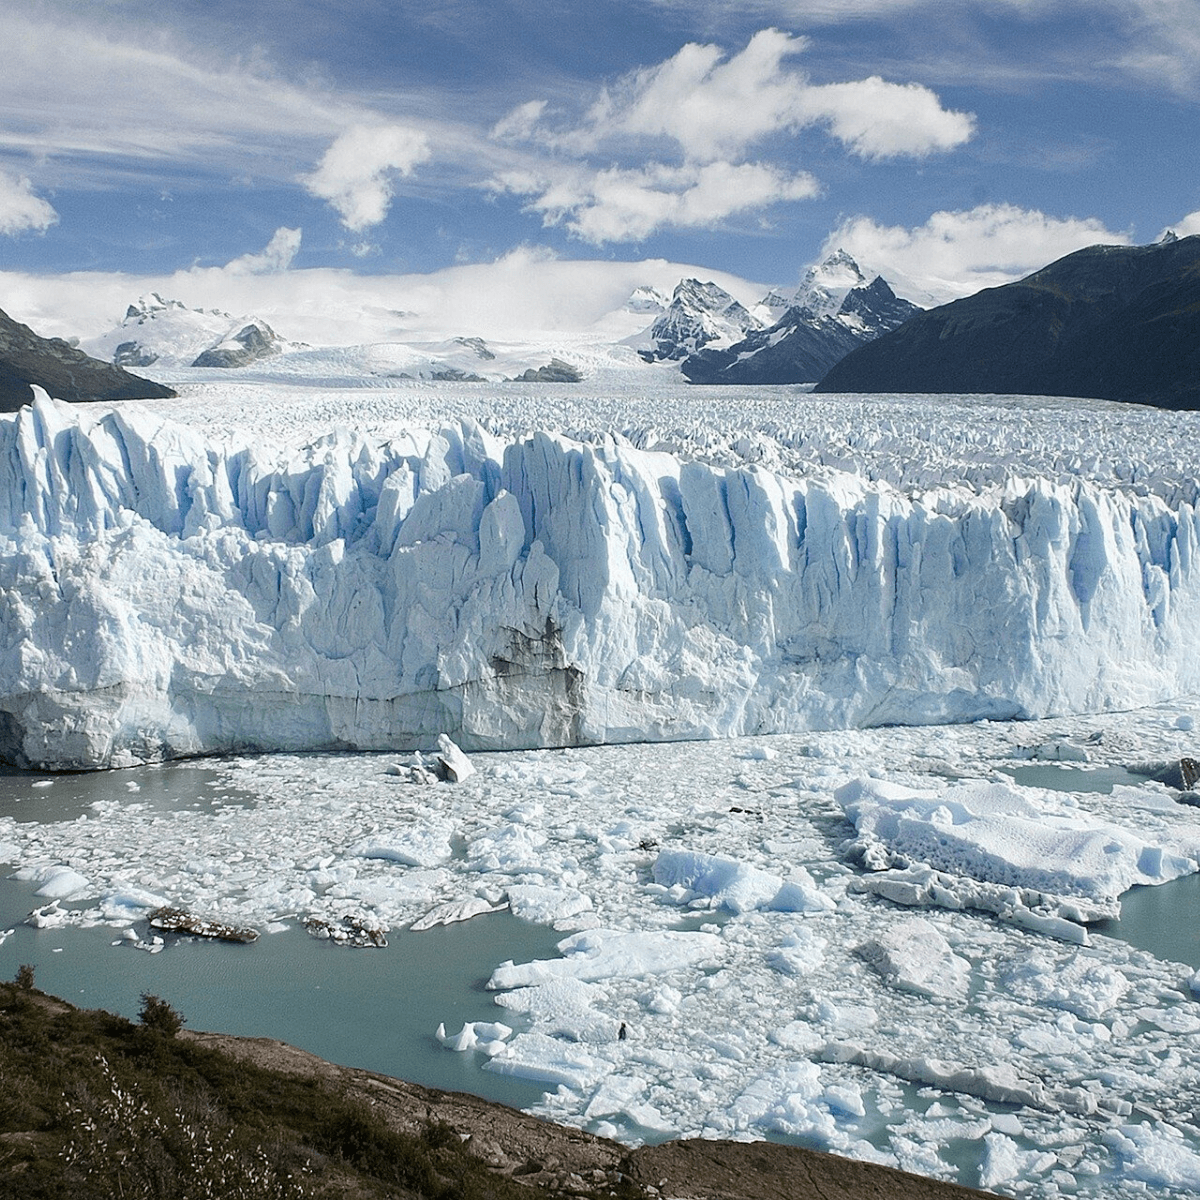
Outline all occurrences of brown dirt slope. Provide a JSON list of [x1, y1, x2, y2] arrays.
[[189, 1029, 995, 1200]]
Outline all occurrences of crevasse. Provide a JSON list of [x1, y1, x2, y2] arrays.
[[2, 392, 1197, 769]]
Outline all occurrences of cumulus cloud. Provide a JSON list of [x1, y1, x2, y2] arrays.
[[796, 76, 975, 159], [496, 160, 819, 245], [303, 125, 432, 231], [223, 227, 302, 274], [0, 171, 58, 236], [490, 28, 970, 244], [825, 204, 1132, 302], [536, 28, 973, 164]]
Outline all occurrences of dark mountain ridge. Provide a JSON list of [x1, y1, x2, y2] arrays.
[[815, 234, 1200, 407], [682, 274, 920, 385], [0, 306, 175, 412]]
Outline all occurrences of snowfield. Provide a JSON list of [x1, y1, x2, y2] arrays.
[[4, 375, 1200, 1196]]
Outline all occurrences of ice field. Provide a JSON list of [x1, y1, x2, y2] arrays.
[[4, 377, 1200, 1196], [5, 377, 1200, 769]]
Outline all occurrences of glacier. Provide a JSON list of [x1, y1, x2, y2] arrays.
[[3, 386, 1200, 769]]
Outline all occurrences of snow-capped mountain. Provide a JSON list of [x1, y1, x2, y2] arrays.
[[790, 247, 871, 319], [681, 253, 921, 385], [627, 278, 765, 362], [83, 294, 296, 370], [623, 285, 670, 315]]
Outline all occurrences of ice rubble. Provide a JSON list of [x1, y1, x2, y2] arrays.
[[5, 390, 1200, 768], [4, 706, 1200, 1197]]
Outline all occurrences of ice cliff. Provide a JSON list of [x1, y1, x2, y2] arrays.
[[3, 391, 1200, 769]]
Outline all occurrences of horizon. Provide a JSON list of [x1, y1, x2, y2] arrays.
[[1, 2, 1198, 337]]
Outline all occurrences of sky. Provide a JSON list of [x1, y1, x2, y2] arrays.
[[1, 0, 1199, 334]]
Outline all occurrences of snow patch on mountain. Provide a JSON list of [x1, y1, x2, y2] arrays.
[[627, 279, 765, 363], [83, 294, 298, 370]]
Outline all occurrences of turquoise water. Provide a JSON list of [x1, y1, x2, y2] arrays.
[[0, 873, 562, 1107], [999, 762, 1200, 967], [1, 753, 1197, 1115], [1096, 873, 1200, 968]]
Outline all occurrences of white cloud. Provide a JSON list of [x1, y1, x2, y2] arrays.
[[1164, 211, 1200, 239], [824, 204, 1132, 302], [0, 249, 770, 345], [579, 29, 813, 163], [496, 160, 819, 244], [223, 227, 302, 274], [0, 171, 57, 236], [489, 28, 969, 244], [303, 125, 432, 231], [539, 28, 973, 164], [796, 76, 975, 158]]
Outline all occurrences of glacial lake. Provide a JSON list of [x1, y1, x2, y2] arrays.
[[1, 752, 1197, 1122]]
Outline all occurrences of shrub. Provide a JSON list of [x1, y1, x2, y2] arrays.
[[138, 993, 184, 1038]]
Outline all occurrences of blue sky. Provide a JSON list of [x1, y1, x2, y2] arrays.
[[1, 0, 1199, 303]]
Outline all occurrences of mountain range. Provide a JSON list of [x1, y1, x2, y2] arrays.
[[0, 306, 175, 412], [815, 233, 1200, 407]]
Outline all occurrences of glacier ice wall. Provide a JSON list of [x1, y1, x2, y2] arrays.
[[2, 393, 1199, 769]]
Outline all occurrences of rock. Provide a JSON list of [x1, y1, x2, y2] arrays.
[[815, 234, 1200, 409], [512, 358, 582, 383], [1149, 757, 1200, 790], [303, 915, 388, 947], [0, 308, 175, 411], [191, 320, 282, 368], [147, 906, 259, 943]]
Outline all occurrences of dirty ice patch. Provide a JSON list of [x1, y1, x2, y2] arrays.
[[651, 849, 834, 914], [487, 928, 724, 989], [837, 777, 1200, 905]]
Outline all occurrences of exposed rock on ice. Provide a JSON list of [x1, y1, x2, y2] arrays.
[[147, 905, 259, 942], [7, 393, 1200, 768]]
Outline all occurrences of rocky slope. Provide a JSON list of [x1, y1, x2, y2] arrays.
[[629, 279, 763, 362], [0, 307, 175, 411], [680, 251, 920, 385], [815, 234, 1200, 407], [194, 1027, 991, 1200]]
